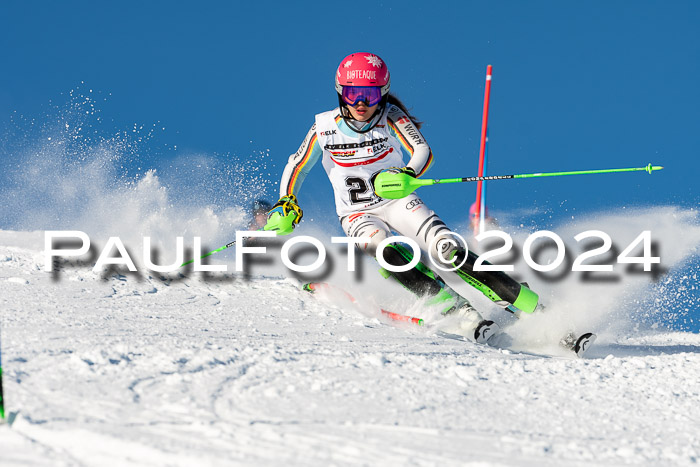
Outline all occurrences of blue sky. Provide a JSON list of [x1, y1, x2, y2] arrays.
[[1, 1, 698, 229]]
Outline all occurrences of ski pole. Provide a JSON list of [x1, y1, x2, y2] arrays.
[[180, 241, 236, 267], [180, 211, 299, 267], [374, 163, 664, 200]]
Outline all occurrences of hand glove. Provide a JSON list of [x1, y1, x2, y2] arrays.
[[384, 166, 417, 178], [372, 167, 420, 200], [264, 194, 303, 235], [269, 194, 303, 223]]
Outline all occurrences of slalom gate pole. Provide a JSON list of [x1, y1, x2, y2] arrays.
[[479, 130, 489, 236], [474, 65, 492, 236], [373, 163, 664, 199]]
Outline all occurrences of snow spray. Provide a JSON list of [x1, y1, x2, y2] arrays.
[[0, 86, 274, 261]]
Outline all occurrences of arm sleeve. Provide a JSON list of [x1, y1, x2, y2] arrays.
[[279, 123, 322, 198], [387, 105, 434, 177]]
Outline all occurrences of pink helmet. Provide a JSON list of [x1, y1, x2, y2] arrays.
[[335, 52, 391, 97]]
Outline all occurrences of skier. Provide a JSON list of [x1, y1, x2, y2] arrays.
[[265, 52, 538, 343]]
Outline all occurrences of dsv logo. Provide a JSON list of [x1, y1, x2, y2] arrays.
[[406, 199, 424, 210]]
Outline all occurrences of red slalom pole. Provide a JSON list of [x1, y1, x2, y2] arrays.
[[474, 65, 492, 235]]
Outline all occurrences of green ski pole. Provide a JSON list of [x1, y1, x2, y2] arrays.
[[180, 211, 298, 267], [374, 163, 664, 199], [180, 241, 236, 267]]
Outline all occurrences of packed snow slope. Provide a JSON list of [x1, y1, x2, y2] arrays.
[[1, 223, 699, 466]]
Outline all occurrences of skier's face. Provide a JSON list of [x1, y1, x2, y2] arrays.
[[347, 101, 378, 122]]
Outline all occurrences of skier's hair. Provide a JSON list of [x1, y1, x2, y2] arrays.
[[387, 93, 423, 130]]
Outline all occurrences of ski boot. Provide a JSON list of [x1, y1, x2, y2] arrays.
[[377, 243, 499, 343], [442, 297, 499, 344], [560, 331, 597, 358]]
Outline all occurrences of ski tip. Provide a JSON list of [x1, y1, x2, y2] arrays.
[[574, 332, 597, 358], [302, 282, 318, 293], [474, 320, 499, 344]]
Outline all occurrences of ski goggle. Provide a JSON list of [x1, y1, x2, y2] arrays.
[[341, 86, 383, 107]]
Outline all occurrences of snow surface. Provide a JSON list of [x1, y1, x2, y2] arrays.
[[1, 226, 700, 466]]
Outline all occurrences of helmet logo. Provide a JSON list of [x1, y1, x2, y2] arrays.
[[365, 54, 383, 68], [347, 69, 377, 81], [343, 60, 353, 68]]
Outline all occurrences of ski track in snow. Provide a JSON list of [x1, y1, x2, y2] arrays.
[[1, 231, 699, 466]]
